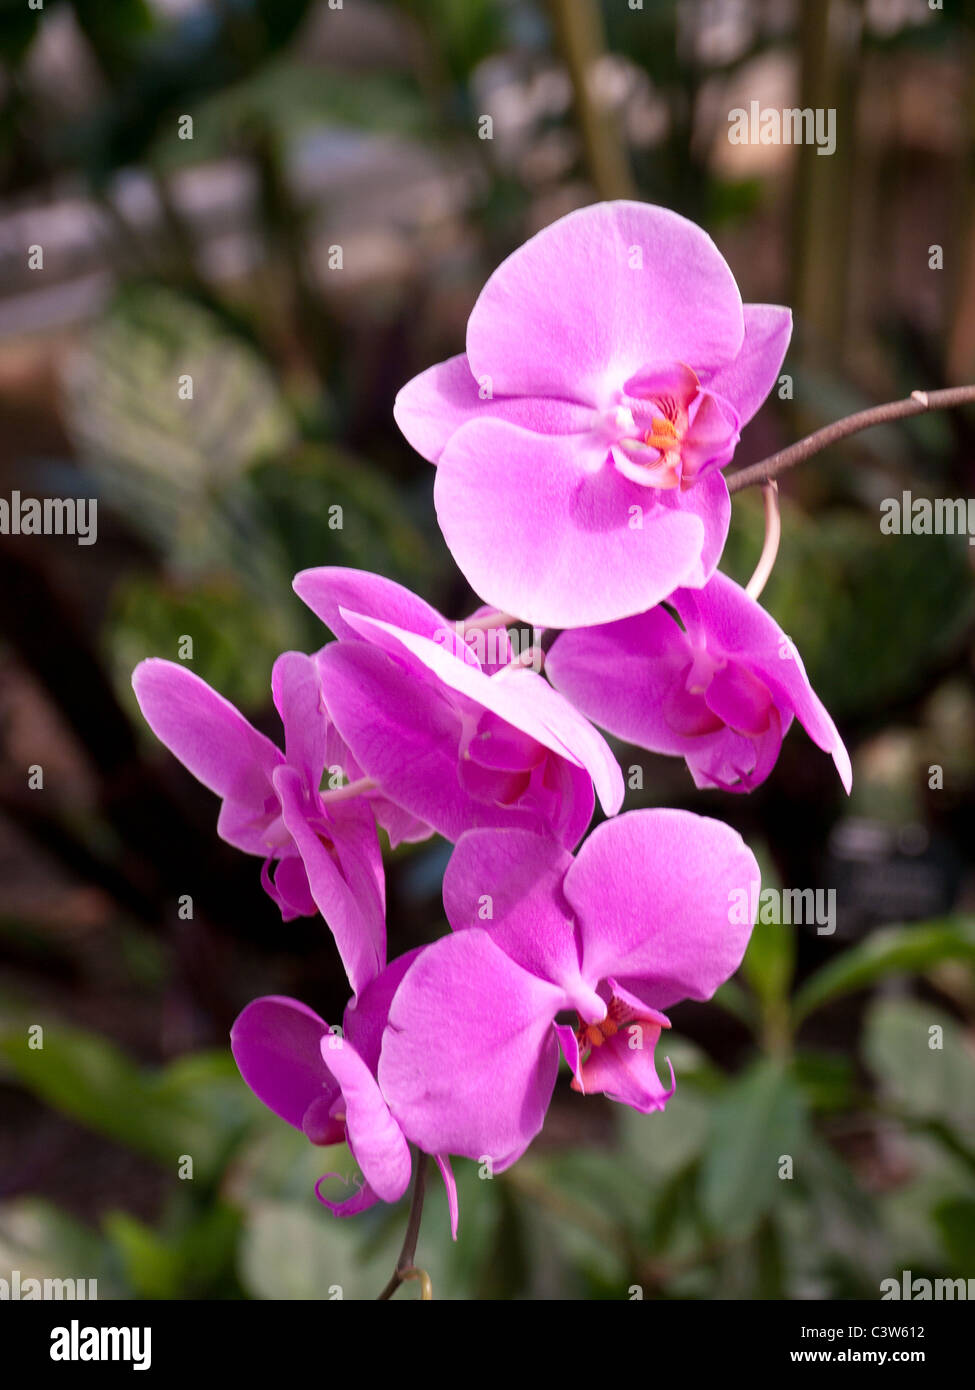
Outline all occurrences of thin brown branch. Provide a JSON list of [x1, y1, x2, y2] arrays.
[[377, 1152, 430, 1300], [726, 385, 975, 494]]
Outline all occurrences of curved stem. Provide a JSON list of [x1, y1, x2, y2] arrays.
[[745, 482, 781, 601], [318, 776, 377, 804], [462, 610, 517, 633], [726, 384, 975, 494], [377, 1151, 429, 1300]]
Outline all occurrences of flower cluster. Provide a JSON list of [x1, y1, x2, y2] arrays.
[[133, 202, 849, 1239]]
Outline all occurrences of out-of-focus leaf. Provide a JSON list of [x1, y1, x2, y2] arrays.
[[699, 1058, 808, 1238], [711, 978, 758, 1029], [863, 998, 975, 1133], [252, 445, 437, 595], [102, 1213, 183, 1300], [155, 65, 431, 168], [933, 1197, 975, 1274], [396, 0, 508, 84], [104, 1201, 243, 1299], [70, 0, 155, 81], [737, 840, 792, 1030], [792, 1049, 858, 1111], [618, 1040, 714, 1179], [107, 572, 305, 717], [239, 1199, 402, 1301], [0, 0, 44, 62], [742, 915, 796, 1014], [0, 1020, 254, 1186], [793, 918, 975, 1024], [0, 1198, 126, 1299], [63, 283, 295, 574]]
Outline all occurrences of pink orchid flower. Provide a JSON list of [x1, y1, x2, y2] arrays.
[[394, 200, 791, 628], [547, 570, 852, 794], [379, 811, 759, 1165], [132, 652, 386, 996], [294, 566, 623, 849], [231, 950, 458, 1234]]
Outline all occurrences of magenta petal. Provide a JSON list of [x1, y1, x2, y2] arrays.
[[340, 611, 621, 815], [442, 829, 598, 1009], [656, 468, 731, 591], [686, 711, 785, 794], [554, 1020, 581, 1078], [317, 638, 598, 848], [273, 765, 385, 996], [443, 827, 573, 932], [271, 651, 328, 792], [293, 566, 456, 649], [689, 572, 852, 792], [315, 642, 483, 842], [564, 809, 760, 1009], [315, 1172, 380, 1218], [342, 948, 423, 1075], [394, 351, 594, 463], [466, 201, 744, 402], [320, 1032, 411, 1204], [436, 1155, 459, 1240], [705, 662, 774, 736], [624, 360, 700, 408], [682, 390, 741, 477], [435, 418, 710, 628], [703, 303, 792, 428], [230, 996, 342, 1142], [575, 1031, 676, 1114], [262, 853, 318, 919], [132, 659, 283, 854], [547, 605, 709, 758], [380, 930, 565, 1162]]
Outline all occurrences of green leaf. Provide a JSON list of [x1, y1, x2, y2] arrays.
[[863, 997, 975, 1133], [239, 1200, 399, 1301], [699, 1058, 808, 1238], [793, 918, 975, 1024], [710, 979, 758, 1029], [0, 1198, 125, 1299], [103, 1213, 183, 1300], [0, 1019, 254, 1186], [792, 1049, 858, 1111], [65, 282, 295, 574], [933, 1198, 975, 1273], [742, 913, 796, 1012]]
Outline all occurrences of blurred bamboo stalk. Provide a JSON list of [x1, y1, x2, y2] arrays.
[[946, 0, 975, 383], [791, 0, 864, 365], [548, 0, 636, 201]]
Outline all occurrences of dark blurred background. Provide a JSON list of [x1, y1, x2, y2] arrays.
[[1, 0, 974, 1300]]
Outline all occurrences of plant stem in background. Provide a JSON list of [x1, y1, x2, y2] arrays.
[[548, 0, 636, 201], [727, 384, 975, 493], [745, 483, 781, 600], [377, 1152, 430, 1300]]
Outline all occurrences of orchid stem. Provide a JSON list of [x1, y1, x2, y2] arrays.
[[745, 482, 781, 601], [462, 610, 518, 633], [319, 776, 377, 804], [377, 1151, 429, 1300], [726, 384, 975, 494]]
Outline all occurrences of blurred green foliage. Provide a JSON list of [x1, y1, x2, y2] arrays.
[[3, 911, 974, 1299], [2, 0, 974, 1302]]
